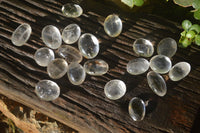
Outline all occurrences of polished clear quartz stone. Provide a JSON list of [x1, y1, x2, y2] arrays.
[[127, 58, 149, 75], [47, 58, 68, 79], [150, 55, 172, 74], [11, 23, 32, 46], [42, 25, 62, 49], [61, 3, 83, 18], [104, 79, 126, 100], [128, 97, 146, 121], [169, 62, 191, 81], [133, 38, 154, 57], [104, 14, 122, 37], [58, 45, 82, 63], [67, 62, 86, 85], [84, 59, 109, 76], [147, 71, 167, 97], [78, 33, 99, 59], [35, 80, 60, 101], [157, 37, 177, 58], [62, 24, 81, 44], [34, 47, 55, 67]]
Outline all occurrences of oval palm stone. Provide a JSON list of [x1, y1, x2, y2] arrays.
[[147, 71, 167, 97], [67, 62, 86, 85], [169, 62, 191, 81], [84, 59, 109, 76], [129, 97, 146, 121], [35, 80, 60, 101], [127, 58, 149, 75], [62, 3, 83, 18], [42, 25, 62, 49], [11, 23, 32, 46]]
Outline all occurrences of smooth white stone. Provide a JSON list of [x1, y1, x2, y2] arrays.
[[104, 14, 122, 37], [147, 71, 167, 97], [157, 37, 177, 58], [67, 62, 86, 85], [42, 25, 62, 49], [34, 47, 55, 67], [11, 23, 32, 46], [84, 59, 109, 76], [62, 24, 81, 44], [133, 38, 154, 57], [78, 33, 99, 59], [47, 58, 68, 79], [58, 45, 82, 63], [127, 58, 149, 75], [169, 62, 191, 81], [150, 55, 172, 74], [35, 80, 60, 101], [62, 3, 83, 18], [104, 79, 126, 100], [128, 97, 146, 121]]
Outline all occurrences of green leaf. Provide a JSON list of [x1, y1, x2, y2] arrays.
[[192, 0, 200, 9], [194, 9, 200, 20], [182, 20, 192, 31], [181, 31, 187, 36], [121, 0, 134, 8], [133, 0, 144, 6], [181, 38, 192, 48], [195, 34, 200, 46], [173, 0, 193, 7], [186, 30, 196, 39], [189, 24, 200, 33]]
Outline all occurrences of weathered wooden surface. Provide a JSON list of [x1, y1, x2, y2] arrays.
[[0, 0, 200, 133]]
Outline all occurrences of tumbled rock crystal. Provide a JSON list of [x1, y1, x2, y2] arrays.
[[62, 3, 83, 18]]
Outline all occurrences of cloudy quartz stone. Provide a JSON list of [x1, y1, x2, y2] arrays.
[[62, 3, 83, 18]]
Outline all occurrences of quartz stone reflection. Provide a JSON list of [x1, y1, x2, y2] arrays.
[[147, 71, 167, 97], [47, 58, 68, 79], [104, 79, 126, 100], [84, 59, 109, 76], [150, 55, 172, 74], [35, 80, 60, 101], [128, 97, 146, 121], [58, 45, 82, 63], [157, 37, 177, 58], [42, 25, 62, 49], [169, 62, 191, 81], [133, 38, 154, 57], [78, 33, 99, 59], [127, 58, 149, 75], [104, 14, 122, 37], [67, 62, 86, 85], [62, 3, 83, 18], [11, 23, 32, 46], [34, 47, 55, 67], [62, 24, 81, 44]]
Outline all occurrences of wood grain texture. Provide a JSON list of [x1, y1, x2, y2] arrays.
[[0, 0, 200, 133]]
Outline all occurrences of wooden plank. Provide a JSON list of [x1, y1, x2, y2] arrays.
[[0, 0, 200, 132]]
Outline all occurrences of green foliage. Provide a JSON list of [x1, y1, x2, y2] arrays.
[[194, 9, 200, 20], [121, 0, 144, 8], [179, 20, 200, 48], [173, 0, 193, 7], [192, 0, 200, 9]]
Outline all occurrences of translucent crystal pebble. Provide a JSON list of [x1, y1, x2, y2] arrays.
[[133, 38, 154, 57], [127, 58, 149, 75], [169, 62, 191, 81], [35, 80, 60, 101], [58, 45, 82, 63], [150, 55, 172, 74], [157, 37, 177, 58], [34, 47, 55, 67], [67, 62, 86, 85], [47, 58, 68, 79], [104, 79, 126, 100], [128, 97, 146, 121], [61, 3, 83, 18], [11, 23, 32, 46], [42, 25, 62, 49], [84, 59, 109, 76], [78, 33, 99, 59], [147, 71, 167, 97], [62, 24, 81, 44], [104, 14, 122, 37]]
